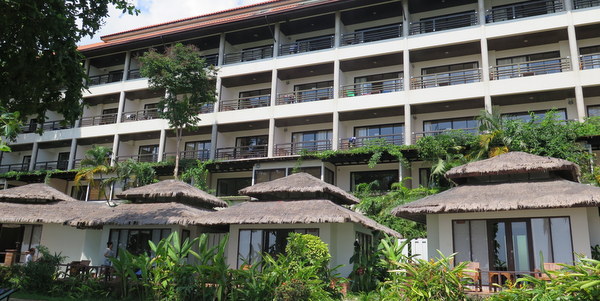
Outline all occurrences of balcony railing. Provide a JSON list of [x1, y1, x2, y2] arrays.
[[115, 154, 159, 163], [341, 24, 403, 46], [121, 108, 159, 122], [410, 11, 479, 35], [219, 95, 271, 111], [73, 159, 82, 169], [339, 134, 404, 149], [200, 103, 215, 114], [0, 163, 29, 173], [274, 140, 332, 156], [202, 54, 219, 66], [163, 149, 210, 161], [223, 46, 274, 65], [87, 71, 123, 86], [127, 69, 142, 80], [412, 128, 478, 143], [573, 0, 600, 9], [216, 145, 268, 160], [340, 78, 403, 98], [276, 87, 334, 105], [34, 160, 68, 171], [490, 57, 570, 80], [20, 120, 72, 133], [411, 69, 482, 89], [486, 0, 563, 23], [279, 36, 334, 56], [580, 53, 600, 70], [79, 113, 118, 127]]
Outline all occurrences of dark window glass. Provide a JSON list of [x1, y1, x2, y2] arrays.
[[108, 228, 171, 257], [351, 170, 398, 191], [580, 45, 600, 55], [57, 152, 70, 170], [419, 168, 431, 188], [71, 185, 87, 201], [138, 145, 159, 162], [422, 62, 478, 75], [588, 105, 600, 117], [237, 228, 319, 268], [184, 140, 211, 160], [354, 123, 404, 142], [324, 168, 334, 185], [423, 117, 478, 135], [217, 178, 252, 196], [255, 169, 286, 184], [502, 109, 566, 123], [288, 167, 322, 180]]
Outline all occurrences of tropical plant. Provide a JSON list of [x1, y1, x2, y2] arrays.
[[0, 107, 21, 152], [11, 246, 66, 293], [74, 145, 113, 201], [113, 159, 157, 190], [476, 107, 510, 158]]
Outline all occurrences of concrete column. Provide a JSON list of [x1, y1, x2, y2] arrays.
[[477, 0, 486, 25], [403, 49, 411, 92], [273, 23, 281, 57], [215, 77, 222, 113], [332, 111, 340, 150], [334, 11, 342, 48], [210, 123, 218, 160], [157, 128, 167, 162], [402, 0, 410, 37], [333, 60, 341, 99], [67, 138, 77, 170], [218, 33, 226, 66], [111, 134, 120, 166], [566, 15, 585, 121], [29, 142, 38, 171], [116, 91, 126, 124], [270, 69, 279, 106], [122, 51, 131, 81], [404, 104, 412, 146], [564, 0, 573, 10], [267, 118, 275, 157], [481, 38, 492, 113]]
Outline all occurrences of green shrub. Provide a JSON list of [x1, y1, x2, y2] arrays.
[[12, 246, 66, 293], [274, 279, 311, 301]]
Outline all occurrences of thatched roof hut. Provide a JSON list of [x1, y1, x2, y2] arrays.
[[239, 172, 359, 205], [202, 199, 401, 237], [0, 183, 78, 203], [445, 151, 579, 184], [116, 180, 227, 209], [0, 201, 98, 225]]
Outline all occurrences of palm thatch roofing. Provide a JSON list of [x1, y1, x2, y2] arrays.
[[116, 180, 227, 209], [201, 199, 401, 237], [0, 183, 78, 203], [445, 152, 579, 184], [0, 201, 97, 225], [392, 178, 600, 223], [239, 173, 359, 205]]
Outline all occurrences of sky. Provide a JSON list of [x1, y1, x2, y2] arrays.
[[78, 0, 269, 46]]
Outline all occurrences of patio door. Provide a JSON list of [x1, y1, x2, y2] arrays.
[[488, 220, 534, 272]]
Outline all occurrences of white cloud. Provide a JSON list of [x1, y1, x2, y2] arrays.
[[79, 0, 269, 45]]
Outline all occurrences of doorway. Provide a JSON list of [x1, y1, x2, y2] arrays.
[[488, 220, 533, 272], [0, 225, 24, 263]]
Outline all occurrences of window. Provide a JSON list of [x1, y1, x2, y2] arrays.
[[496, 51, 561, 79], [352, 72, 402, 95], [294, 81, 334, 102], [109, 228, 171, 256], [490, 0, 559, 22], [57, 152, 70, 170], [0, 224, 42, 263], [184, 141, 211, 160], [423, 117, 478, 136], [419, 168, 431, 188], [291, 130, 332, 152], [71, 185, 88, 201], [355, 232, 373, 261], [217, 178, 252, 196], [588, 105, 600, 117], [241, 45, 273, 62], [351, 170, 398, 191], [354, 123, 404, 145], [502, 109, 566, 123], [237, 228, 319, 267], [101, 108, 118, 124], [239, 89, 271, 108], [421, 62, 479, 87], [255, 169, 286, 184], [138, 145, 159, 162], [236, 135, 268, 158], [22, 155, 31, 170], [144, 103, 159, 119], [419, 10, 477, 33], [580, 45, 600, 69], [324, 168, 334, 185]]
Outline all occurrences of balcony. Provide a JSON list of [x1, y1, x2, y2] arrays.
[[339, 134, 404, 149], [79, 113, 118, 127], [20, 120, 72, 133], [411, 69, 482, 89], [0, 163, 28, 173], [216, 145, 268, 160], [573, 0, 600, 9], [486, 0, 563, 23], [490, 57, 570, 80], [223, 46, 273, 65], [279, 36, 334, 56], [115, 153, 159, 163], [163, 149, 210, 161], [340, 78, 403, 98], [34, 160, 69, 171], [276, 87, 334, 105], [580, 53, 600, 70], [127, 69, 142, 80], [202, 54, 219, 66], [412, 128, 479, 143], [88, 72, 123, 86], [341, 24, 402, 46], [219, 95, 270, 112], [200, 103, 215, 114], [121, 108, 159, 122], [274, 140, 332, 156], [409, 11, 479, 35]]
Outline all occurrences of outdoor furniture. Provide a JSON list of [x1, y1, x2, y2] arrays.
[[463, 262, 482, 292], [488, 271, 515, 291], [534, 262, 562, 281], [0, 288, 16, 301]]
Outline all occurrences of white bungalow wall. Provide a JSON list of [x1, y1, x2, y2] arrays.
[[40, 224, 102, 265]]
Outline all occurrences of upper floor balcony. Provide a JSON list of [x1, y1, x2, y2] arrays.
[[490, 57, 570, 80], [115, 153, 159, 163], [274, 140, 332, 156], [88, 71, 123, 86], [219, 95, 271, 112], [275, 87, 334, 105], [0, 163, 29, 173], [412, 127, 479, 143], [486, 0, 564, 23], [580, 53, 600, 70], [339, 133, 404, 149], [21, 120, 73, 134], [411, 68, 482, 89], [573, 0, 600, 9], [216, 145, 268, 160], [279, 36, 334, 56], [121, 108, 159, 122], [341, 24, 403, 47], [79, 113, 118, 127], [340, 78, 403, 98], [223, 45, 274, 65], [409, 11, 479, 36], [163, 149, 210, 161]]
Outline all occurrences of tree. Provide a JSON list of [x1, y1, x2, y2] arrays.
[[0, 0, 137, 127], [74, 145, 113, 202], [0, 107, 22, 151], [139, 43, 218, 179]]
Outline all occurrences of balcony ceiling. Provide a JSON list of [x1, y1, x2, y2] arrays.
[[339, 106, 404, 121], [38, 140, 72, 149], [275, 114, 332, 127], [89, 53, 126, 68], [181, 35, 220, 50], [126, 89, 165, 101], [278, 62, 333, 80], [584, 85, 600, 98], [83, 93, 120, 106], [9, 143, 34, 152], [492, 89, 575, 106], [412, 98, 484, 114], [280, 14, 334, 36], [576, 23, 600, 40], [120, 131, 161, 142], [218, 120, 269, 132], [340, 52, 403, 72], [226, 26, 274, 45], [77, 136, 114, 146], [487, 29, 568, 51], [341, 1, 403, 26], [221, 71, 272, 88], [409, 0, 476, 14], [166, 126, 213, 137], [410, 42, 480, 62]]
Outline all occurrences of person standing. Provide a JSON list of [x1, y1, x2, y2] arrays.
[[25, 248, 35, 263], [103, 242, 114, 281]]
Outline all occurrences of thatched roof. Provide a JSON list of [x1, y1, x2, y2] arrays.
[[0, 183, 78, 203], [200, 199, 400, 237], [445, 152, 580, 183], [392, 178, 600, 223], [0, 201, 99, 224], [239, 173, 359, 205], [116, 180, 227, 209]]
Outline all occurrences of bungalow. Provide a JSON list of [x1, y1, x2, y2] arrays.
[[392, 152, 600, 284]]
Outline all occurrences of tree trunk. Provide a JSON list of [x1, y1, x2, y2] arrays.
[[174, 128, 182, 179]]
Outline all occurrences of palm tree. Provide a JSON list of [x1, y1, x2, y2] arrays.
[[475, 107, 511, 159], [74, 145, 112, 202]]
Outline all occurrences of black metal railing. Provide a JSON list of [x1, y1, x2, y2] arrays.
[[412, 128, 478, 143], [41, 120, 73, 131], [279, 36, 334, 56], [573, 0, 600, 9], [340, 78, 403, 97], [411, 69, 482, 89], [34, 160, 64, 171], [223, 46, 274, 65], [276, 87, 334, 105], [216, 145, 268, 160], [163, 149, 210, 161], [341, 24, 403, 46], [339, 134, 404, 149], [274, 140, 332, 156], [490, 57, 570, 79], [0, 163, 29, 173], [79, 113, 118, 127], [410, 11, 478, 35], [219, 95, 271, 111], [127, 69, 142, 80], [202, 54, 219, 66], [580, 53, 600, 70], [486, 0, 564, 23], [115, 154, 159, 163], [87, 71, 123, 86], [121, 108, 159, 122]]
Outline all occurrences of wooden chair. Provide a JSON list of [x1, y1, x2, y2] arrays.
[[464, 262, 482, 292], [534, 262, 561, 281]]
